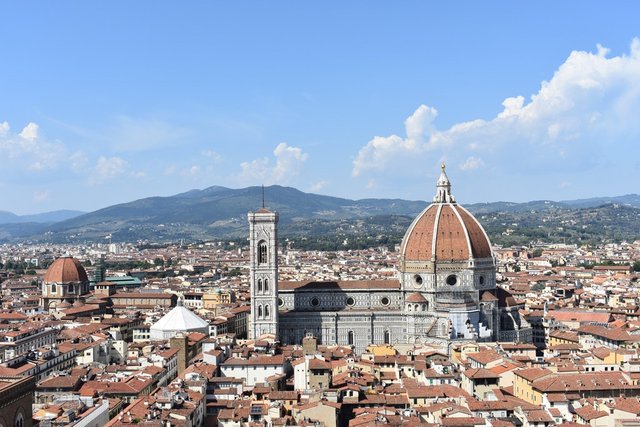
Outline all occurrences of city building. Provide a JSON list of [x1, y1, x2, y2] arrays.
[[150, 298, 209, 340], [40, 255, 91, 311], [249, 165, 531, 353]]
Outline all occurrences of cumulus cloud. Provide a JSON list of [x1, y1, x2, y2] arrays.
[[70, 152, 89, 172], [352, 38, 640, 179], [239, 143, 309, 185], [91, 156, 127, 184], [352, 105, 438, 176], [309, 180, 329, 192], [202, 149, 223, 163], [459, 157, 485, 171], [182, 165, 201, 177], [0, 121, 66, 170]]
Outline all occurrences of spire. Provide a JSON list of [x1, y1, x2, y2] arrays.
[[433, 163, 456, 203]]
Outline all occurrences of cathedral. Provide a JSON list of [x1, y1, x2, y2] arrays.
[[248, 165, 531, 353]]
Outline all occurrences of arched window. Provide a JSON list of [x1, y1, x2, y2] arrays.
[[258, 241, 268, 265], [384, 330, 390, 344], [68, 284, 74, 293], [14, 411, 24, 427], [257, 279, 263, 292], [347, 331, 354, 346], [422, 303, 426, 311], [264, 279, 269, 292], [414, 304, 419, 312], [407, 304, 412, 312], [264, 305, 270, 318], [51, 284, 57, 294], [258, 305, 263, 318]]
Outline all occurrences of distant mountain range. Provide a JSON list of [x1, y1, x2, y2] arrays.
[[0, 209, 85, 224], [0, 186, 638, 245]]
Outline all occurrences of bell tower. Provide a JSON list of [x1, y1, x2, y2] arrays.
[[248, 207, 279, 340]]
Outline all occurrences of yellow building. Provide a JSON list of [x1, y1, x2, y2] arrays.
[[366, 344, 397, 356], [202, 289, 235, 310], [513, 368, 552, 404]]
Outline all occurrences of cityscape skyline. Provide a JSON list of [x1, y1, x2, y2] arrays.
[[2, 2, 640, 215]]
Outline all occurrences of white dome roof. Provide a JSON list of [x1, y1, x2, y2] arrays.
[[150, 299, 209, 340]]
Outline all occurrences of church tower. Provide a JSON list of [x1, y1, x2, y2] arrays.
[[248, 207, 279, 340]]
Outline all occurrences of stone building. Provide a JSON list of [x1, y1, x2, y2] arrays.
[[248, 165, 531, 353], [0, 375, 35, 427], [40, 255, 91, 311]]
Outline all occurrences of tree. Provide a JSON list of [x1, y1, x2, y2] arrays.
[[633, 261, 640, 272]]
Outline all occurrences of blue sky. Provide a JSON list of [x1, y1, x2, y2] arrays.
[[1, 2, 639, 214]]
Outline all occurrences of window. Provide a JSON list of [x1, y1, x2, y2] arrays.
[[446, 275, 457, 286], [258, 241, 268, 264], [347, 331, 354, 346], [264, 305, 270, 318], [258, 305, 263, 318], [278, 298, 284, 307], [479, 276, 485, 285], [311, 297, 319, 307], [414, 275, 423, 286], [264, 279, 269, 292], [257, 279, 263, 292], [346, 297, 355, 307], [68, 284, 74, 293], [384, 330, 390, 344], [51, 284, 57, 294], [381, 297, 390, 306], [14, 411, 24, 427]]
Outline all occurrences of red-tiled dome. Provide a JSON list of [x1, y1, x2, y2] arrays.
[[43, 256, 88, 283], [400, 165, 492, 262], [406, 292, 428, 303]]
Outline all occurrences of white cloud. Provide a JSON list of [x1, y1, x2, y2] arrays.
[[309, 180, 329, 192], [202, 149, 223, 163], [459, 157, 485, 171], [352, 38, 640, 179], [239, 143, 309, 185], [352, 105, 438, 176], [19, 122, 39, 140], [0, 121, 66, 170], [182, 165, 201, 177], [91, 156, 127, 184], [70, 152, 89, 172]]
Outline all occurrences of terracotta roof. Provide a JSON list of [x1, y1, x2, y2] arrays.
[[481, 291, 499, 302], [405, 292, 428, 303], [464, 368, 500, 379], [401, 202, 492, 262], [44, 256, 88, 283]]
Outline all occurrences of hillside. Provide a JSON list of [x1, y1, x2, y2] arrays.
[[0, 186, 638, 246]]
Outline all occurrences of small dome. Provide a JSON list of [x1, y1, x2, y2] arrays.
[[406, 292, 428, 303], [400, 164, 492, 262], [44, 256, 88, 283], [72, 299, 85, 308], [150, 300, 209, 340], [58, 301, 72, 309]]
